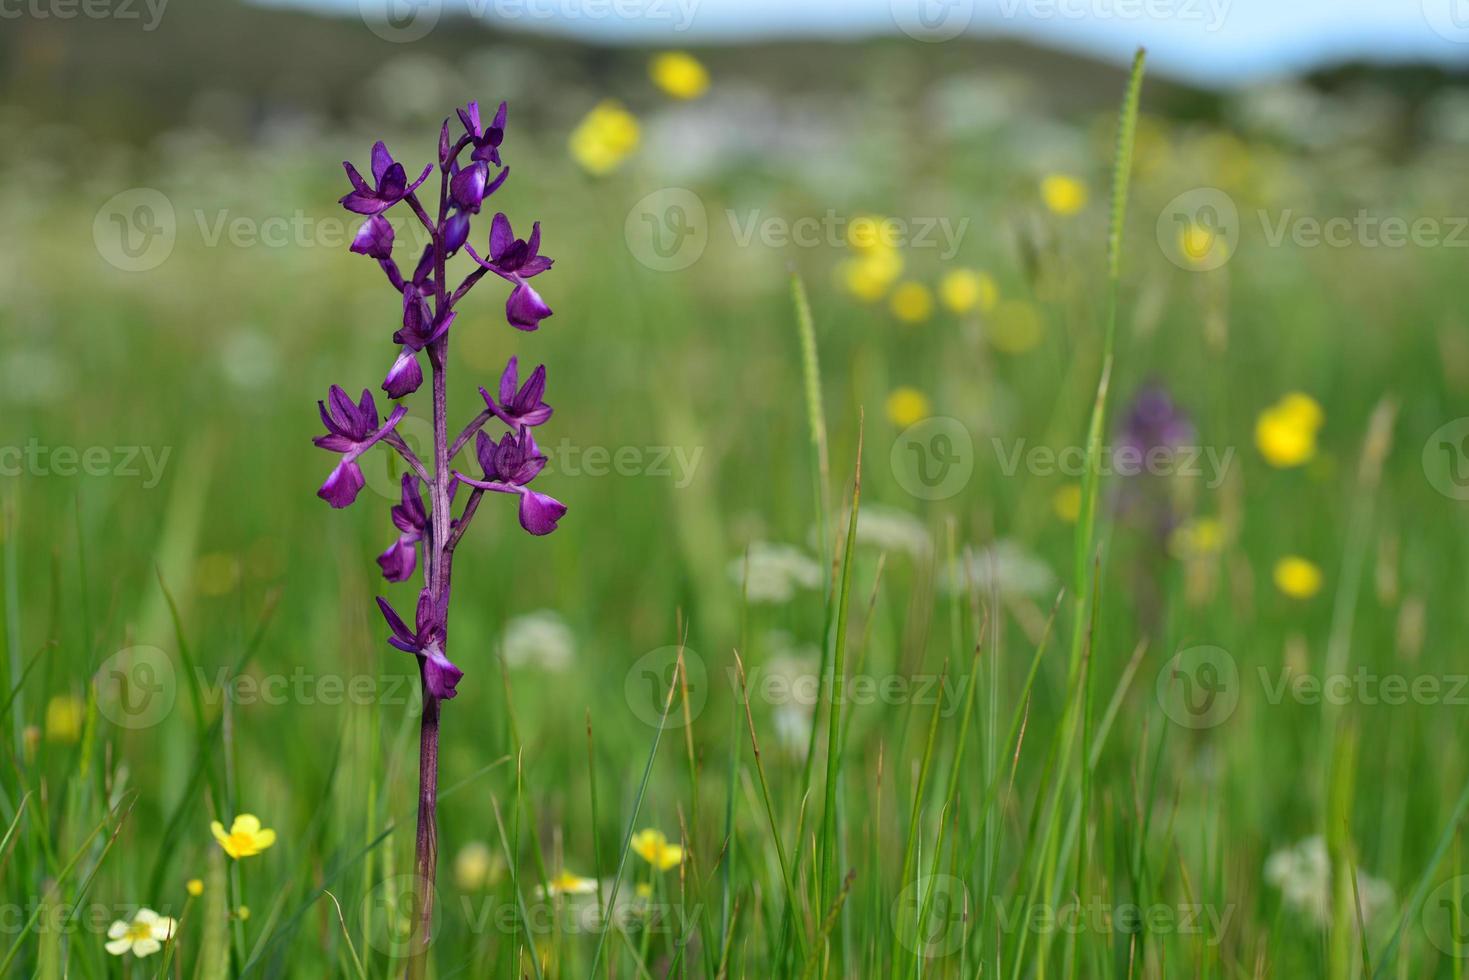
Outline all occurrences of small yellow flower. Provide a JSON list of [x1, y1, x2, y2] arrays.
[[538, 869, 599, 897], [196, 551, 242, 597], [569, 100, 640, 176], [1255, 393, 1324, 468], [1177, 222, 1227, 267], [236, 906, 251, 921], [1052, 484, 1081, 524], [988, 300, 1043, 354], [1274, 556, 1322, 599], [889, 281, 933, 324], [210, 814, 276, 860], [1167, 517, 1226, 559], [649, 52, 709, 100], [1040, 174, 1087, 216], [45, 694, 84, 743], [939, 268, 997, 315], [186, 879, 204, 897], [454, 841, 497, 892], [885, 387, 931, 429], [105, 909, 176, 958], [839, 249, 902, 302], [635, 881, 653, 899], [630, 829, 684, 872]]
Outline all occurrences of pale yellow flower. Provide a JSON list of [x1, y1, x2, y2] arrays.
[[1177, 222, 1228, 267], [186, 879, 204, 897], [105, 909, 176, 958], [196, 551, 242, 596], [649, 52, 709, 100], [454, 841, 498, 891], [1052, 484, 1081, 524], [538, 869, 599, 897], [988, 300, 1043, 353], [889, 281, 933, 324], [630, 829, 684, 872], [1040, 174, 1087, 216], [885, 387, 931, 429], [569, 101, 640, 175], [210, 814, 277, 860], [939, 268, 997, 314], [839, 249, 902, 302], [1274, 556, 1322, 599], [1256, 393, 1323, 468], [635, 882, 653, 899], [45, 694, 84, 743], [1167, 517, 1226, 559]]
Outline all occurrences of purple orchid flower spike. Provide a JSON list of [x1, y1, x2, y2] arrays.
[[480, 356, 552, 429], [376, 591, 463, 700], [465, 213, 554, 331], [377, 473, 429, 581], [317, 102, 562, 962], [455, 428, 566, 535], [340, 141, 433, 216], [313, 385, 407, 508]]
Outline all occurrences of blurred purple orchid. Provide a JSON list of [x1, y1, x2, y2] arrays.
[[480, 357, 552, 429], [340, 141, 432, 216], [313, 386, 407, 508]]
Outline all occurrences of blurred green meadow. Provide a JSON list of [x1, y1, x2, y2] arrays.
[[4, 6, 1469, 978]]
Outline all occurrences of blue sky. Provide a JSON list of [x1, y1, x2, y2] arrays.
[[274, 0, 1469, 86]]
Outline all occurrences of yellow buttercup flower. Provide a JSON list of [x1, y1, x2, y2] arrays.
[[186, 879, 204, 897], [45, 694, 84, 743], [210, 814, 276, 860], [649, 52, 709, 100], [988, 300, 1043, 353], [889, 281, 933, 324], [235, 906, 251, 921], [539, 869, 598, 897], [885, 387, 931, 429], [630, 829, 684, 872], [1040, 174, 1087, 216], [939, 268, 997, 315], [1167, 516, 1226, 559], [635, 882, 653, 899], [1052, 484, 1081, 524], [569, 100, 640, 176], [1177, 222, 1227, 268], [1256, 393, 1323, 468], [839, 249, 902, 302], [454, 841, 498, 892], [1274, 556, 1322, 599], [105, 909, 176, 958]]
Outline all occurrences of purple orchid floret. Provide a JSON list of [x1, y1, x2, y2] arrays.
[[458, 100, 507, 165], [480, 356, 552, 429], [318, 102, 563, 950], [340, 141, 432, 216], [455, 428, 566, 536], [377, 473, 428, 581], [376, 591, 462, 700], [314, 386, 407, 508]]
